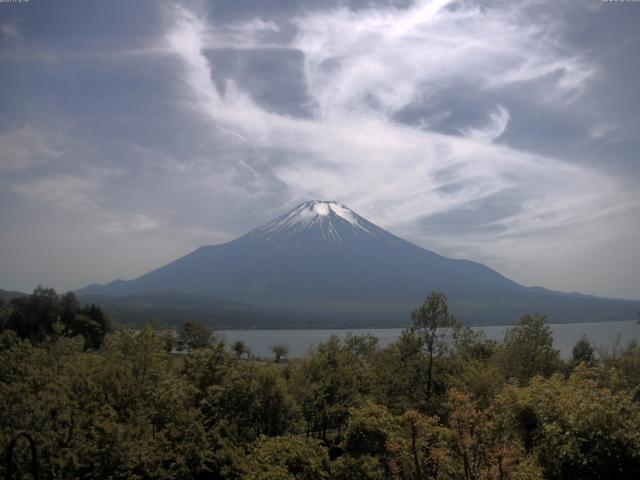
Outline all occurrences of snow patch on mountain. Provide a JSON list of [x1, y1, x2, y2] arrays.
[[250, 200, 379, 243], [330, 203, 370, 232], [311, 202, 331, 217]]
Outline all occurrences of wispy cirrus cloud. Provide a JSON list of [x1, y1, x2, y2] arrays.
[[10, 173, 105, 212], [1, 0, 638, 299], [462, 106, 510, 142], [0, 124, 64, 172], [164, 0, 631, 252]]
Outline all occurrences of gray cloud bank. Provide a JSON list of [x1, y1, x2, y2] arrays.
[[0, 0, 639, 300]]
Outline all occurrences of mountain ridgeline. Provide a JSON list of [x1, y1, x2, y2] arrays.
[[77, 201, 640, 327]]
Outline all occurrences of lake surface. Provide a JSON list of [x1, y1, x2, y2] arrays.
[[219, 320, 640, 359]]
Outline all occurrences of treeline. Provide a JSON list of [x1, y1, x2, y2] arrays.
[[1, 291, 639, 479], [0, 286, 110, 349]]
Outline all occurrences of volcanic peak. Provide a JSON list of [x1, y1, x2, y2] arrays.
[[249, 200, 376, 243]]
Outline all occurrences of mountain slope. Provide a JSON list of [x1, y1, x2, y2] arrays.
[[77, 201, 640, 325]]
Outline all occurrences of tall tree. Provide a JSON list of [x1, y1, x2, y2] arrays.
[[176, 320, 213, 352], [271, 343, 289, 363], [59, 291, 79, 331], [500, 314, 561, 385], [411, 292, 455, 410], [6, 286, 60, 341], [232, 339, 249, 359], [568, 335, 596, 370]]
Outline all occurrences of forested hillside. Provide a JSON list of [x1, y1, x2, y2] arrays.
[[1, 291, 639, 479]]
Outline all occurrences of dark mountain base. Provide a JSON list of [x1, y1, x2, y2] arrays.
[[78, 290, 640, 330]]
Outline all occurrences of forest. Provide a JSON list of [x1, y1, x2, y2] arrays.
[[1, 288, 639, 479]]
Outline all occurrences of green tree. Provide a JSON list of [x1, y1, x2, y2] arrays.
[[451, 322, 497, 361], [289, 335, 373, 439], [448, 323, 502, 408], [176, 320, 213, 351], [411, 292, 455, 410], [6, 286, 60, 341], [182, 339, 233, 396], [372, 330, 427, 413], [75, 303, 110, 350], [0, 327, 212, 480], [2, 288, 109, 349], [59, 291, 79, 329], [232, 339, 249, 358], [271, 343, 290, 363], [600, 339, 640, 399], [500, 314, 561, 385], [332, 454, 386, 480], [201, 362, 299, 441], [338, 401, 397, 478], [499, 367, 640, 479], [396, 409, 448, 480], [243, 436, 331, 480], [446, 388, 532, 480], [568, 335, 596, 370], [0, 296, 10, 331], [343, 333, 379, 356]]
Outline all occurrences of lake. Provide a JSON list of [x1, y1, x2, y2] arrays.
[[219, 320, 640, 359]]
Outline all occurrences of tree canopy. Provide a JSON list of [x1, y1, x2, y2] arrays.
[[1, 290, 639, 479], [2, 287, 110, 349]]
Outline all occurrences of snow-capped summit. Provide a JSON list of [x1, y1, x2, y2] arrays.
[[248, 200, 393, 245]]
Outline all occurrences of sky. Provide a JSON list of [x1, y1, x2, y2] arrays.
[[0, 0, 639, 300]]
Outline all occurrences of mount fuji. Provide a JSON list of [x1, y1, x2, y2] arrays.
[[77, 201, 640, 327]]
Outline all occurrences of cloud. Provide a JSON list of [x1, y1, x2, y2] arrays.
[[9, 169, 111, 213], [1, 22, 21, 40], [99, 214, 160, 235], [163, 0, 631, 250], [1, 0, 637, 298], [588, 122, 620, 143], [0, 124, 64, 172], [293, 0, 594, 115], [462, 106, 510, 142]]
